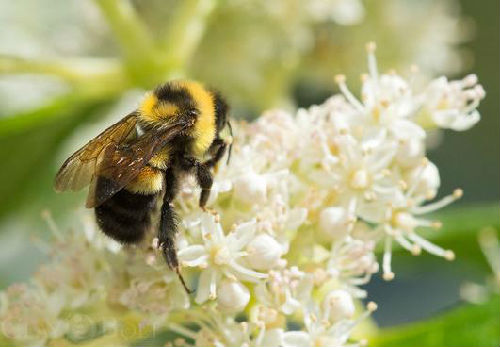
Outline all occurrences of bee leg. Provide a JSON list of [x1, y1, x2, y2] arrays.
[[159, 168, 192, 293], [196, 163, 214, 209], [195, 140, 227, 207], [204, 138, 228, 169], [179, 156, 215, 209]]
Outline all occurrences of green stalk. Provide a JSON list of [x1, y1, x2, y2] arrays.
[[1, 55, 123, 81], [161, 0, 217, 74], [93, 0, 161, 87]]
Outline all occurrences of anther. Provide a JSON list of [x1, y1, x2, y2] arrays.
[[367, 301, 378, 312], [444, 250, 455, 261], [365, 42, 377, 53], [334, 74, 346, 84], [453, 189, 463, 199], [383, 272, 395, 281]]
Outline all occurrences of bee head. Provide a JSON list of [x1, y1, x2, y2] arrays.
[[210, 90, 233, 163], [212, 90, 229, 134], [139, 81, 200, 124]]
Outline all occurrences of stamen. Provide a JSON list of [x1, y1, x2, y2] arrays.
[[349, 273, 373, 286], [414, 218, 437, 228], [367, 301, 378, 312], [382, 237, 394, 281], [411, 244, 422, 256], [337, 301, 378, 337], [365, 42, 379, 88], [412, 189, 463, 215], [168, 323, 198, 340], [41, 209, 63, 240], [407, 232, 453, 259], [335, 74, 365, 112], [408, 64, 420, 87], [394, 234, 415, 253], [254, 323, 266, 346]]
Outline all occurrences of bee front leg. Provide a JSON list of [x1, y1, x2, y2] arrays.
[[179, 156, 214, 209], [159, 168, 191, 293], [196, 163, 213, 209], [204, 138, 228, 169]]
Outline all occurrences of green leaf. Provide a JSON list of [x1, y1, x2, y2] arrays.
[[372, 295, 500, 347], [427, 204, 500, 241], [0, 94, 116, 220]]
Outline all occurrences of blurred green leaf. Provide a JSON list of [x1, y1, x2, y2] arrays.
[[0, 94, 116, 220], [427, 204, 500, 239], [425, 204, 499, 265], [372, 295, 500, 347]]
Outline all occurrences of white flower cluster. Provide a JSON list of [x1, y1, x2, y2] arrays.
[[0, 44, 484, 347]]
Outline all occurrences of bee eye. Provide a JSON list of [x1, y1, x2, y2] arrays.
[[189, 109, 199, 116]]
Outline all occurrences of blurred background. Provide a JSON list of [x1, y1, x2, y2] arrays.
[[0, 0, 498, 345]]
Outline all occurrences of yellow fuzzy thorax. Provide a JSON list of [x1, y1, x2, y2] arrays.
[[139, 92, 179, 124], [176, 80, 216, 157], [138, 80, 216, 158]]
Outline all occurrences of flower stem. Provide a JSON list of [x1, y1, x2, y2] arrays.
[[161, 0, 217, 74], [93, 0, 161, 87], [1, 55, 123, 81]]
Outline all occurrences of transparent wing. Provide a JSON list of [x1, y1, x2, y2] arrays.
[[54, 113, 138, 192], [85, 121, 189, 208]]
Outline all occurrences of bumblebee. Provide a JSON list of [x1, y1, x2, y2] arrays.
[[55, 80, 231, 291]]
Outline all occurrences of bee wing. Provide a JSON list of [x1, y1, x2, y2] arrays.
[[85, 121, 190, 208], [54, 113, 139, 193]]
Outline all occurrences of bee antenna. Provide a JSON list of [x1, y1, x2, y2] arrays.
[[226, 121, 233, 165]]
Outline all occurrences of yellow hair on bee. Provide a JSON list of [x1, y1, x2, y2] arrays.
[[177, 80, 216, 157], [149, 147, 171, 170], [126, 166, 163, 194], [139, 92, 179, 123]]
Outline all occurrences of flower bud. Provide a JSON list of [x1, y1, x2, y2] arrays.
[[396, 139, 424, 168], [407, 161, 440, 199], [233, 172, 267, 204], [319, 207, 348, 239], [217, 279, 250, 313], [246, 234, 283, 270], [323, 289, 355, 321]]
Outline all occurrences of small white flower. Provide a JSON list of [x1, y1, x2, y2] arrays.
[[334, 44, 426, 142], [423, 74, 485, 131], [395, 138, 425, 168], [327, 236, 379, 297], [372, 163, 462, 280], [319, 207, 350, 239], [281, 301, 377, 347], [327, 134, 398, 218], [404, 159, 441, 200], [217, 279, 251, 313], [233, 171, 268, 205], [246, 233, 284, 271], [178, 215, 267, 304], [255, 267, 314, 315], [322, 289, 355, 321]]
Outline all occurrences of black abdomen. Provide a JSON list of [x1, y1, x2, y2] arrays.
[[95, 189, 157, 244]]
